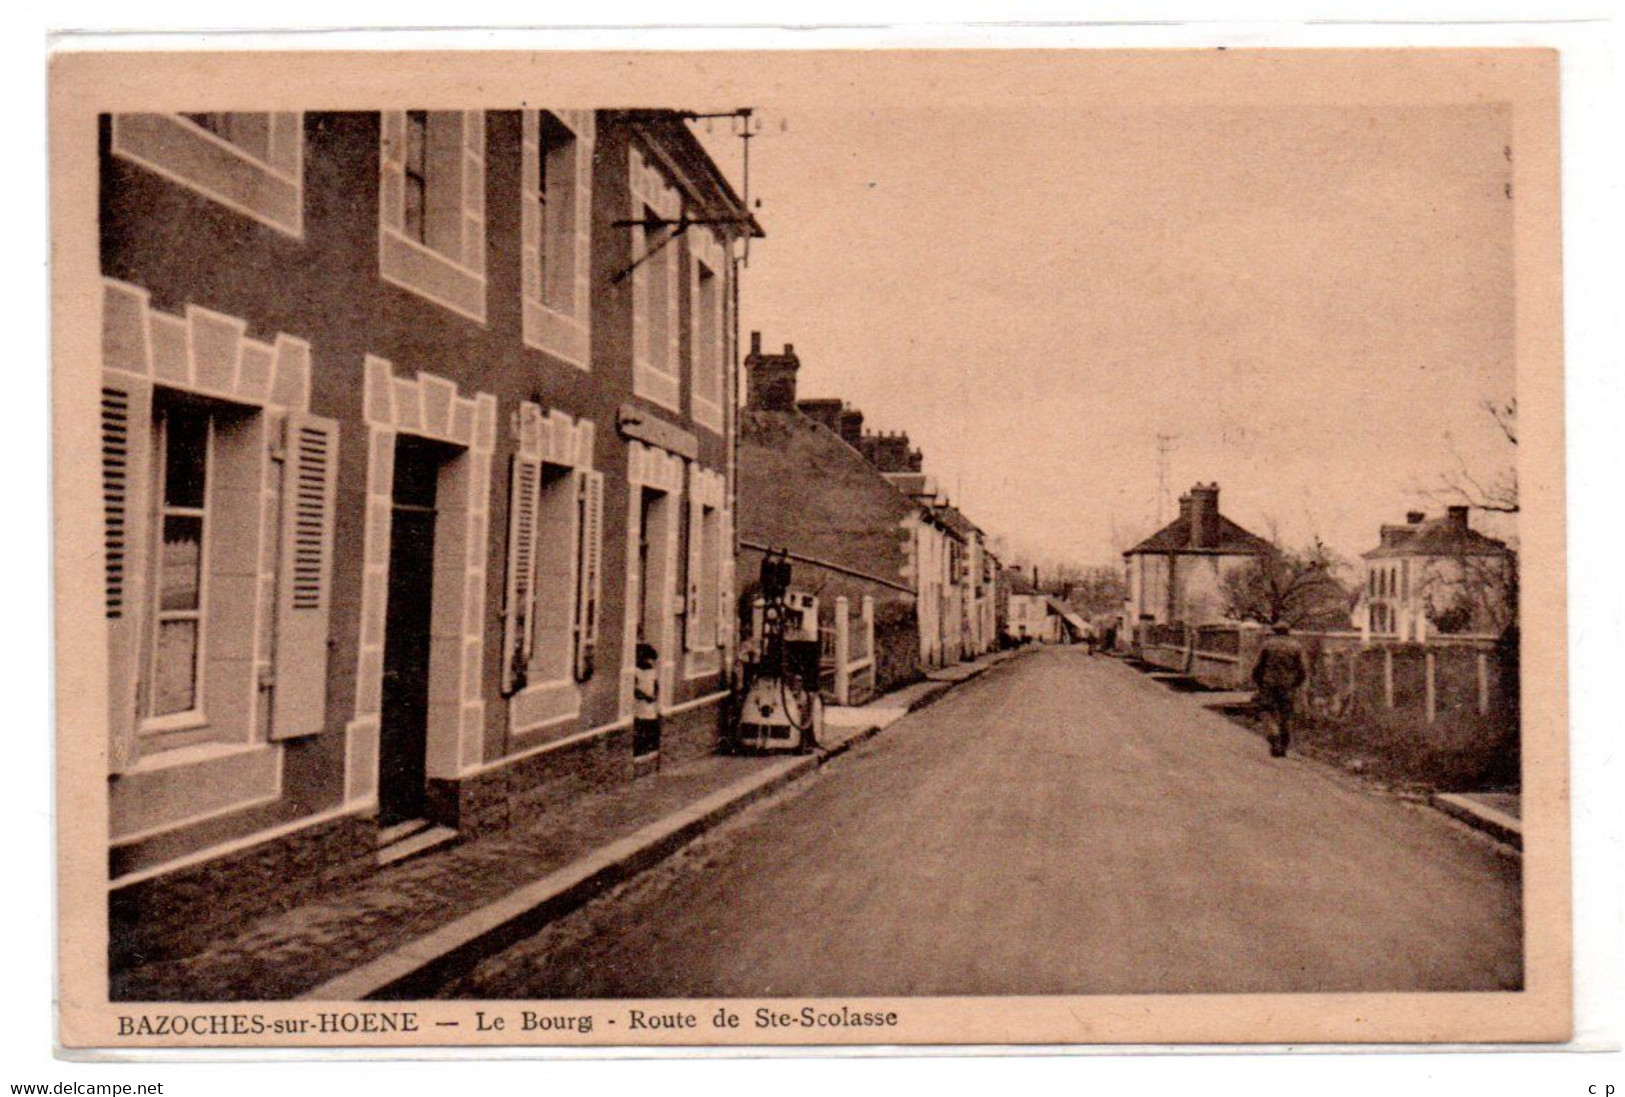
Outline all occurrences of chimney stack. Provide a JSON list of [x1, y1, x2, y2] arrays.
[[838, 406, 865, 446], [1188, 482, 1221, 549], [1406, 511, 1426, 525], [795, 397, 844, 435], [1447, 504, 1470, 530], [744, 332, 801, 412]]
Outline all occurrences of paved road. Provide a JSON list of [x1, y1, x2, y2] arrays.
[[440, 648, 1522, 998]]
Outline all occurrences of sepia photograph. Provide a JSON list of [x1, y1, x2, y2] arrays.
[[49, 44, 1570, 1049]]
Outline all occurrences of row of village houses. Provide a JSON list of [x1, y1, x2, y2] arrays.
[[94, 108, 1015, 961]]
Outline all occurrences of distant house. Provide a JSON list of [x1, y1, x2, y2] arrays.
[[1003, 567, 1057, 643], [1362, 505, 1514, 638], [1122, 482, 1272, 625]]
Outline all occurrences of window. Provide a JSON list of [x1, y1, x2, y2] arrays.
[[689, 504, 721, 647], [148, 405, 211, 721], [379, 110, 487, 322], [630, 147, 681, 409], [111, 113, 304, 236], [691, 257, 724, 432], [638, 488, 659, 645], [403, 110, 429, 244], [535, 113, 578, 315], [502, 461, 579, 693], [635, 206, 677, 386], [396, 110, 465, 258], [521, 110, 593, 365]]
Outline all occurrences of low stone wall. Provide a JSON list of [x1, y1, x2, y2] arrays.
[[110, 812, 375, 976], [1132, 622, 1517, 772]]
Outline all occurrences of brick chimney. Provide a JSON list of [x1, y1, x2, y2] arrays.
[[1406, 511, 1426, 525], [860, 430, 923, 473], [838, 406, 865, 447], [1446, 504, 1470, 530], [745, 331, 800, 412], [1188, 482, 1221, 549], [795, 397, 844, 434]]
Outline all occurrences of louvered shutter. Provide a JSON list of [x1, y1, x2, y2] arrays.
[[502, 454, 542, 695], [102, 377, 153, 773], [573, 468, 603, 682], [270, 412, 339, 740]]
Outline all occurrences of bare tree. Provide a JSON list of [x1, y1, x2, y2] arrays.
[[1439, 397, 1518, 515], [1219, 537, 1351, 630], [1420, 547, 1519, 635]]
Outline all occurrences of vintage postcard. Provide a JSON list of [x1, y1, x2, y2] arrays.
[[50, 45, 1568, 1050]]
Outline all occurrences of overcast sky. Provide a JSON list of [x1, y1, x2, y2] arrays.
[[700, 64, 1517, 571]]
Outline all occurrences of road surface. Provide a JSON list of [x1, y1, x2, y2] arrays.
[[439, 647, 1522, 998]]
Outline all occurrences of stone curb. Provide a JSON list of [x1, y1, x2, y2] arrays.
[[1430, 792, 1523, 851], [301, 654, 1002, 1001]]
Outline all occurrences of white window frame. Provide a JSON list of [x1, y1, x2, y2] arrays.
[[689, 228, 727, 434], [502, 402, 599, 740], [378, 110, 488, 324], [629, 147, 682, 411], [521, 110, 594, 368], [142, 404, 215, 737], [111, 112, 304, 238]]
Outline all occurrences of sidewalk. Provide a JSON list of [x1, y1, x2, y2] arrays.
[[114, 648, 1019, 1003]]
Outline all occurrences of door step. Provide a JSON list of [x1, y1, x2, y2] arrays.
[[376, 821, 460, 867]]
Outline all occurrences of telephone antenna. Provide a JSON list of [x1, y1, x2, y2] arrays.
[[1155, 434, 1176, 525]]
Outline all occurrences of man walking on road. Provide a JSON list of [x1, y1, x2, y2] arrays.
[[1252, 622, 1309, 758]]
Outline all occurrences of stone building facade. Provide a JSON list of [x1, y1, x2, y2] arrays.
[[98, 108, 756, 967]]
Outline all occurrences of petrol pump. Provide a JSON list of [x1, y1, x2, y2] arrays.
[[731, 550, 824, 752]]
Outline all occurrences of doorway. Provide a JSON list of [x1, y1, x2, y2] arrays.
[[378, 434, 452, 826]]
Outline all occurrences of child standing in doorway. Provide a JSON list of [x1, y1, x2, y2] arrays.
[[633, 643, 661, 764]]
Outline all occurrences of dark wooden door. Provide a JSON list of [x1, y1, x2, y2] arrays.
[[379, 436, 441, 825]]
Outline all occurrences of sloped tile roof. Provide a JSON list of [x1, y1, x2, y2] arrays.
[[1363, 517, 1510, 559], [1124, 514, 1273, 556]]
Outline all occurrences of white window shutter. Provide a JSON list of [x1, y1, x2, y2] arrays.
[[686, 494, 704, 651], [502, 454, 542, 695], [573, 468, 604, 682], [717, 508, 733, 649], [270, 411, 339, 740], [101, 377, 153, 773]]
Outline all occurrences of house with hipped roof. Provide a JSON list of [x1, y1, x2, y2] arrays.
[[1362, 505, 1514, 638], [1122, 483, 1273, 626]]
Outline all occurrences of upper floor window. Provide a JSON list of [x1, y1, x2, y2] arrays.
[[403, 110, 430, 243], [379, 110, 487, 323], [111, 112, 304, 237], [521, 111, 594, 367], [689, 233, 727, 434], [629, 147, 681, 411]]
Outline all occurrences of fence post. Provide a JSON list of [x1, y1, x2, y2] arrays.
[[862, 596, 875, 666], [1383, 647, 1395, 709], [1476, 651, 1489, 715], [834, 596, 851, 706], [1424, 649, 1436, 724]]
